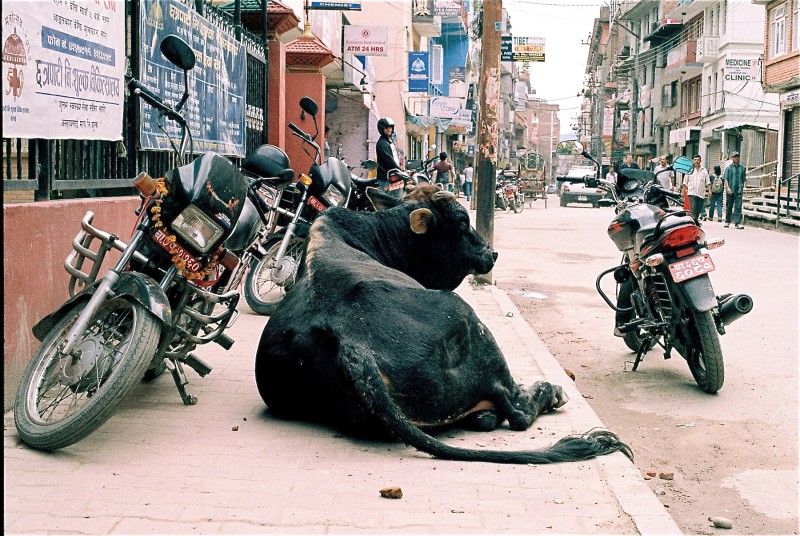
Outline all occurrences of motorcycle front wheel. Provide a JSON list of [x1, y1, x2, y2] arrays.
[[680, 309, 724, 393], [14, 298, 160, 450], [513, 193, 524, 213], [244, 235, 306, 316]]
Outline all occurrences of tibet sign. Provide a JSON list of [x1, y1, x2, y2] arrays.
[[512, 36, 545, 62], [344, 25, 387, 56], [723, 57, 760, 82]]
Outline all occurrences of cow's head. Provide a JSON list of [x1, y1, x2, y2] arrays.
[[366, 185, 497, 290]]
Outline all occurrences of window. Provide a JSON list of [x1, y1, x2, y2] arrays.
[[706, 75, 712, 114], [793, 0, 799, 51], [671, 80, 679, 107], [770, 2, 788, 58], [430, 44, 443, 85], [662, 84, 671, 109]]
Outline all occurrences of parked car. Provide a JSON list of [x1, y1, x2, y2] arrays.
[[556, 166, 596, 195], [559, 177, 606, 208]]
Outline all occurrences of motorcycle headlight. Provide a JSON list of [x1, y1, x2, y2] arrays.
[[171, 205, 225, 254], [321, 186, 345, 207]]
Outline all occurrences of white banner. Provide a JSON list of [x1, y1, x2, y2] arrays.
[[344, 25, 387, 56], [429, 96, 461, 118], [2, 0, 126, 140]]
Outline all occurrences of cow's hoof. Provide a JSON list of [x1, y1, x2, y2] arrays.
[[463, 410, 500, 431], [550, 385, 568, 409]]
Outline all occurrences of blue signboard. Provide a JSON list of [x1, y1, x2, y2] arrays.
[[309, 1, 362, 9], [408, 51, 429, 93], [139, 0, 247, 157], [501, 36, 513, 62]]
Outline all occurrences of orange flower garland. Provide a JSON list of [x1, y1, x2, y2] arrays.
[[150, 178, 218, 283]]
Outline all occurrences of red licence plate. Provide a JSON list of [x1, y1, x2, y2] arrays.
[[668, 254, 715, 283], [152, 229, 202, 272], [308, 196, 326, 212], [387, 180, 404, 191]]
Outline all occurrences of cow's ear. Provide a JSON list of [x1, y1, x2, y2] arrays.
[[409, 208, 433, 234], [366, 187, 403, 211]]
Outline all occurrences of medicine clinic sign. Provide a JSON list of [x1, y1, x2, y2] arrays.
[[723, 57, 761, 82]]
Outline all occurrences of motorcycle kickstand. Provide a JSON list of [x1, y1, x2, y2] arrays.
[[166, 357, 198, 405], [625, 335, 656, 372]]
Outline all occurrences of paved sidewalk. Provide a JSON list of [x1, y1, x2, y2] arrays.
[[4, 282, 681, 535]]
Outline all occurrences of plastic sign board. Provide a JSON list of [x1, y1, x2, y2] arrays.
[[512, 36, 545, 62], [344, 25, 387, 56], [408, 51, 429, 92], [501, 36, 513, 61], [429, 96, 461, 118], [309, 2, 361, 10]]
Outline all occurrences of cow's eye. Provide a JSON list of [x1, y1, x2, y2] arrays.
[[459, 221, 469, 232]]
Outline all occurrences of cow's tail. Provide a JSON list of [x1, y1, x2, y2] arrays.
[[338, 345, 633, 465]]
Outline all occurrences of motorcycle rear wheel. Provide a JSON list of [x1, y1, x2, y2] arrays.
[[244, 235, 306, 316], [681, 309, 724, 393], [14, 298, 160, 450]]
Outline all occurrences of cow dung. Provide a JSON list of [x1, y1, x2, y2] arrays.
[[379, 486, 403, 499]]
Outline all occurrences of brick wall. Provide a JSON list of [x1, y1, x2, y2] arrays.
[[325, 94, 370, 165], [3, 190, 35, 204], [765, 52, 800, 88]]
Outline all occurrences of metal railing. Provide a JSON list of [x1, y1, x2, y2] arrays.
[[777, 173, 800, 219]]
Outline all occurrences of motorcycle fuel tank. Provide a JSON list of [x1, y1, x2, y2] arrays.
[[607, 203, 666, 252]]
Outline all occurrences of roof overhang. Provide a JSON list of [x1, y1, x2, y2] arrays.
[[645, 21, 683, 42]]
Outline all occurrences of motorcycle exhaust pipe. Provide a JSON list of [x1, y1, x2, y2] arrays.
[[718, 294, 753, 325]]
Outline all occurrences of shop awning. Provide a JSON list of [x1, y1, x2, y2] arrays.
[[406, 114, 453, 133]]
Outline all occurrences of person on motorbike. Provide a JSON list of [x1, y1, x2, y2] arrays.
[[375, 117, 404, 200]]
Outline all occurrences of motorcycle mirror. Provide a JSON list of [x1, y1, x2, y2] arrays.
[[160, 35, 196, 71], [556, 140, 584, 156], [360, 160, 379, 170], [672, 156, 694, 174], [299, 97, 318, 117]]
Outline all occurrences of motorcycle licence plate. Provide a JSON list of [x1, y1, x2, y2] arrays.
[[152, 229, 202, 272], [387, 180, 405, 191], [505, 190, 515, 198], [308, 196, 326, 212], [668, 254, 715, 283]]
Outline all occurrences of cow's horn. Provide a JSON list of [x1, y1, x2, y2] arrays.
[[409, 208, 433, 234], [432, 190, 456, 203]]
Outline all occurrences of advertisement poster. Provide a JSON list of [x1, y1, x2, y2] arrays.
[[139, 0, 246, 157], [408, 51, 428, 93], [2, 0, 125, 140], [512, 36, 545, 62], [343, 25, 387, 56]]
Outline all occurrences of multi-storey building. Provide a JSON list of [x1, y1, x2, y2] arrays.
[[754, 0, 800, 186]]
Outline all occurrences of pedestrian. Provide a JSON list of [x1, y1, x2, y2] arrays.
[[375, 117, 405, 200], [619, 153, 640, 171], [463, 163, 474, 201], [457, 169, 465, 197], [653, 155, 675, 190], [681, 154, 711, 222], [723, 151, 746, 229], [605, 166, 618, 184], [432, 151, 455, 191], [708, 164, 724, 222]]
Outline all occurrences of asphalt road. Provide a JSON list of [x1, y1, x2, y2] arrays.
[[480, 197, 799, 535]]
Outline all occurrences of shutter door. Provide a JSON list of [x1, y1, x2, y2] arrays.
[[706, 140, 721, 170], [791, 108, 800, 178]]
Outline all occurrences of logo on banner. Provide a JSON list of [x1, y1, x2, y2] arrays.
[[408, 51, 429, 92], [2, 12, 31, 102]]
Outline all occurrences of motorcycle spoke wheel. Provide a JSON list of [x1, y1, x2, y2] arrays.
[[679, 310, 725, 393], [14, 298, 159, 450], [244, 236, 306, 316], [515, 194, 525, 213]]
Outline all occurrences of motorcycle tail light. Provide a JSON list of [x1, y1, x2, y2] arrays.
[[171, 205, 225, 254], [662, 225, 703, 249], [133, 172, 157, 196], [644, 253, 665, 267], [705, 237, 725, 250], [299, 173, 313, 187]]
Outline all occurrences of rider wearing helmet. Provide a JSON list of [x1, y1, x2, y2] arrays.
[[375, 117, 404, 200]]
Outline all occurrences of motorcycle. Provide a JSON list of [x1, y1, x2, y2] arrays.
[[14, 36, 258, 450], [503, 178, 525, 213], [556, 141, 753, 394], [243, 97, 352, 316], [345, 159, 382, 212], [406, 146, 437, 186], [495, 181, 510, 211]]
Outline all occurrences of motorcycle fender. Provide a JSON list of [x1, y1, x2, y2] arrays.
[[676, 274, 717, 312], [32, 272, 172, 342]]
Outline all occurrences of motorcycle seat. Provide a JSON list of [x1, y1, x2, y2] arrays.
[[634, 212, 696, 252], [247, 168, 295, 191], [352, 176, 379, 188]]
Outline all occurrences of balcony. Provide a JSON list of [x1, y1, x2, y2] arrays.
[[412, 0, 441, 38], [696, 35, 719, 62], [666, 39, 702, 75]]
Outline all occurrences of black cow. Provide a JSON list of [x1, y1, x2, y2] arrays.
[[255, 185, 631, 464]]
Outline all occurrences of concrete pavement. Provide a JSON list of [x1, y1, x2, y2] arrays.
[[4, 276, 681, 535]]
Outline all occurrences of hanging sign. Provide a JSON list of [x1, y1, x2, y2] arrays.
[[2, 0, 126, 140], [408, 51, 429, 93], [309, 2, 362, 10], [511, 36, 545, 62], [344, 25, 387, 56]]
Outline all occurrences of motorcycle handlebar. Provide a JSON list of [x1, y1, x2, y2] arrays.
[[128, 78, 185, 125], [288, 122, 312, 143], [651, 184, 683, 201]]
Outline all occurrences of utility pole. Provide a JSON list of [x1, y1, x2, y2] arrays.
[[474, 0, 502, 285]]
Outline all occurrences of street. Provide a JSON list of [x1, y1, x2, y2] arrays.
[[486, 198, 799, 535]]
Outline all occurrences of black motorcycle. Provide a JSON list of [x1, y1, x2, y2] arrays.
[[557, 141, 753, 394], [14, 36, 255, 450], [243, 97, 352, 316]]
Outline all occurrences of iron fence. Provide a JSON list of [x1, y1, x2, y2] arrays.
[[2, 0, 267, 201]]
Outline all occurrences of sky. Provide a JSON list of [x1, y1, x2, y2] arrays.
[[503, 0, 605, 131]]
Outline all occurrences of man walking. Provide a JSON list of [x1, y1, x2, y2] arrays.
[[723, 151, 746, 229], [463, 163, 474, 201], [653, 155, 675, 190], [432, 152, 455, 191], [682, 154, 710, 222]]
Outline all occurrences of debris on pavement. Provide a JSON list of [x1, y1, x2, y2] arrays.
[[709, 516, 733, 529], [659, 472, 674, 480], [379, 487, 403, 499]]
